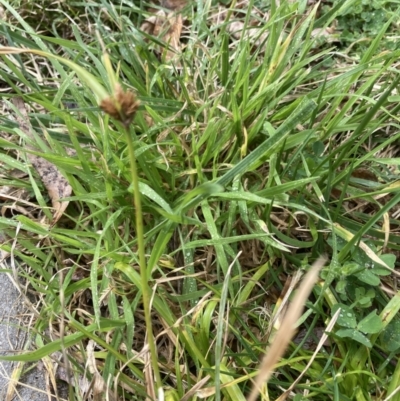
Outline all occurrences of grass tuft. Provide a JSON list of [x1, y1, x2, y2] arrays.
[[1, 0, 400, 400]]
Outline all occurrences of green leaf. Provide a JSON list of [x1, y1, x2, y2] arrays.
[[342, 262, 363, 275], [371, 267, 392, 277], [313, 140, 325, 157], [332, 304, 357, 329], [355, 269, 380, 286], [216, 97, 317, 187], [357, 311, 383, 334], [335, 328, 372, 348], [219, 362, 247, 401], [381, 320, 400, 352], [134, 182, 172, 213], [176, 183, 224, 210], [0, 331, 86, 361], [379, 254, 396, 269], [15, 216, 49, 236]]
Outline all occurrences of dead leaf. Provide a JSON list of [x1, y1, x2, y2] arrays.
[[212, 1, 270, 48], [140, 9, 183, 61], [57, 364, 91, 394], [180, 375, 211, 401], [11, 97, 72, 223], [164, 13, 183, 57], [156, 0, 188, 11], [86, 340, 116, 401], [310, 25, 339, 44]]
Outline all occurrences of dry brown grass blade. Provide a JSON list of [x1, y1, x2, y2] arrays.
[[247, 257, 327, 401], [41, 356, 59, 401], [275, 307, 340, 401], [180, 375, 211, 401], [6, 361, 23, 401], [86, 340, 116, 401], [268, 271, 303, 336], [143, 343, 156, 401], [11, 97, 72, 223], [382, 212, 390, 250]]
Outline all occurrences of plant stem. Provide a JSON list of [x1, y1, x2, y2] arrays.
[[125, 125, 162, 396]]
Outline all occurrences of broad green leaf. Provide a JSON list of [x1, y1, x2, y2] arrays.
[[335, 329, 372, 348], [355, 270, 380, 286], [332, 304, 357, 329], [357, 311, 383, 334], [381, 320, 400, 352]]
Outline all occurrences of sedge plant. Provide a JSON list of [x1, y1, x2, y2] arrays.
[[1, 0, 400, 400]]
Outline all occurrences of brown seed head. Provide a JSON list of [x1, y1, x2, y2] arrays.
[[100, 83, 140, 127]]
